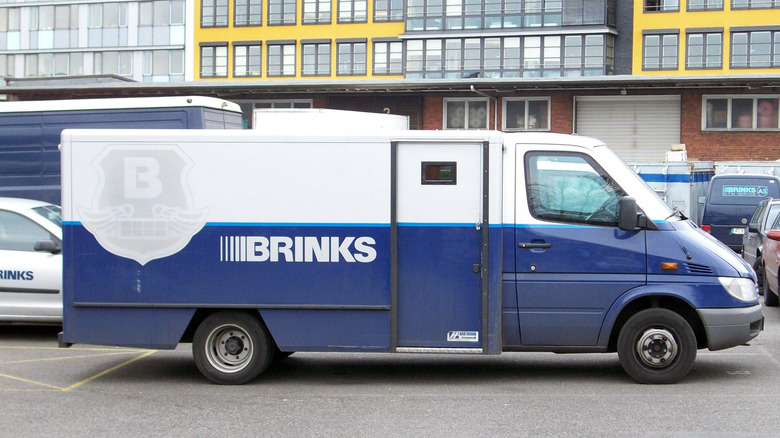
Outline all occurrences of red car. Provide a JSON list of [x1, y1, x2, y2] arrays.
[[765, 214, 780, 306]]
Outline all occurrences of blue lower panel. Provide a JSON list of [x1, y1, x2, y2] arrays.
[[397, 225, 482, 348], [262, 309, 390, 352], [62, 307, 195, 349]]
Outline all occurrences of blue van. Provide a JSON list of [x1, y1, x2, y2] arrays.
[[701, 174, 780, 254], [0, 96, 243, 205]]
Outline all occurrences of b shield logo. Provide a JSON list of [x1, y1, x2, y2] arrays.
[[79, 145, 207, 265]]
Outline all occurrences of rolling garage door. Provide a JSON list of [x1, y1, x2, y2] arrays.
[[575, 96, 681, 161]]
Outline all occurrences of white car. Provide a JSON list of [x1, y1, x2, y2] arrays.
[[0, 197, 62, 324]]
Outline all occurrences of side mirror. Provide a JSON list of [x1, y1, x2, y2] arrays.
[[768, 230, 780, 242], [748, 222, 759, 233], [34, 239, 62, 254], [619, 196, 638, 231]]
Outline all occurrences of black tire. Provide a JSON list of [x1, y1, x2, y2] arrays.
[[765, 269, 779, 307], [192, 311, 275, 385], [617, 308, 697, 384]]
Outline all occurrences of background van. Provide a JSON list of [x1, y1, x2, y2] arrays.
[[701, 174, 780, 253]]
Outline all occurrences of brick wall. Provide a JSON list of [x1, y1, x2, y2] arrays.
[[681, 91, 780, 161], [422, 94, 574, 132]]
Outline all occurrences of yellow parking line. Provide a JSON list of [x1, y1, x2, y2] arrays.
[[62, 350, 157, 392], [0, 349, 157, 391], [0, 373, 64, 391], [0, 351, 151, 366]]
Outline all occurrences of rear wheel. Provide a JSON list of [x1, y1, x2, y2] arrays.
[[617, 308, 697, 384], [765, 270, 779, 307], [193, 311, 275, 384]]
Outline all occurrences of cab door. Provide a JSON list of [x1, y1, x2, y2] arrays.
[[513, 151, 646, 346], [393, 141, 487, 350]]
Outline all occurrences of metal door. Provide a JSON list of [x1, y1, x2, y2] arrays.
[[393, 141, 488, 350]]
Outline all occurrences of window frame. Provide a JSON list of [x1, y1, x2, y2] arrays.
[[702, 95, 780, 131], [685, 30, 723, 69], [234, 42, 263, 77], [268, 0, 297, 25], [502, 97, 551, 131], [524, 151, 627, 228], [373, 40, 403, 75], [730, 28, 780, 69], [235, 0, 263, 26], [643, 0, 681, 12], [301, 40, 331, 76], [443, 98, 490, 129], [686, 0, 724, 10], [200, 43, 229, 78], [642, 31, 679, 70], [337, 40, 367, 76], [201, 0, 229, 28], [267, 41, 296, 76]]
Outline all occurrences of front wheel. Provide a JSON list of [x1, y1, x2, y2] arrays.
[[617, 308, 697, 384], [193, 311, 275, 384]]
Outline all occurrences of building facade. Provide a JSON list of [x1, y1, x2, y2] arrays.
[[0, 0, 778, 162], [0, 0, 186, 82]]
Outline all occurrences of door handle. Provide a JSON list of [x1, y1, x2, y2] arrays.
[[518, 242, 552, 249]]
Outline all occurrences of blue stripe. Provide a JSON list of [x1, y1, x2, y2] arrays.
[[638, 173, 714, 184], [206, 222, 390, 228]]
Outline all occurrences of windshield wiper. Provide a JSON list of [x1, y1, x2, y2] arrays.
[[665, 208, 688, 221]]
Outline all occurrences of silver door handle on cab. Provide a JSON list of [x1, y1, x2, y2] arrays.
[[518, 242, 552, 249]]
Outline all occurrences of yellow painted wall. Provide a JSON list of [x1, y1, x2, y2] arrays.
[[193, 0, 404, 80], [633, 0, 780, 75]]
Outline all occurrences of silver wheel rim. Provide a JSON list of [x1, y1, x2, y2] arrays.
[[636, 327, 678, 368], [204, 324, 254, 374]]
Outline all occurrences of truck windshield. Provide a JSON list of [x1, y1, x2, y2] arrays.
[[592, 145, 676, 222]]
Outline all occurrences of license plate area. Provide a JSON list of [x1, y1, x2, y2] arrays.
[[731, 227, 746, 235]]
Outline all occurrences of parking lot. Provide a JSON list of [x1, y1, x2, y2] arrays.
[[0, 300, 779, 437]]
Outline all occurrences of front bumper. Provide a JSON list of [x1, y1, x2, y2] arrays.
[[698, 304, 764, 351]]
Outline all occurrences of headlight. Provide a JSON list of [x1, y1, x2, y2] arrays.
[[718, 277, 759, 302]]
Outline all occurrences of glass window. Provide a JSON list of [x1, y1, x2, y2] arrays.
[[643, 33, 679, 70], [153, 1, 169, 26], [140, 1, 154, 26], [644, 0, 680, 11], [525, 153, 625, 227], [267, 43, 296, 76], [444, 99, 488, 129], [89, 4, 102, 27], [504, 98, 550, 131], [234, 44, 262, 77], [703, 96, 780, 130], [731, 0, 780, 8], [686, 32, 722, 69], [302, 42, 331, 76], [268, 0, 296, 24], [687, 0, 723, 10], [373, 41, 403, 75], [374, 0, 404, 21], [171, 0, 186, 24], [303, 0, 331, 23], [235, 0, 263, 26], [339, 0, 367, 22], [731, 30, 780, 68], [200, 45, 228, 77], [337, 41, 366, 75], [202, 0, 229, 27], [0, 210, 53, 252]]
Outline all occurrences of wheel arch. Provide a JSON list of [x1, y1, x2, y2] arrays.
[[181, 308, 277, 347], [605, 295, 707, 353]]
